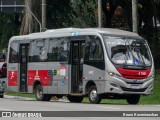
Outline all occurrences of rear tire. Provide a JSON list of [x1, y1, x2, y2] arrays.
[[88, 86, 102, 104], [126, 95, 140, 104], [0, 93, 4, 98], [67, 96, 83, 103], [56, 95, 63, 99], [0, 95, 3, 98], [35, 85, 51, 101], [0, 73, 2, 78]]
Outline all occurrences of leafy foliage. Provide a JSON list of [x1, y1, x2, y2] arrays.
[[0, 13, 19, 50], [47, 0, 72, 28], [0, 0, 160, 51], [69, 0, 98, 28]]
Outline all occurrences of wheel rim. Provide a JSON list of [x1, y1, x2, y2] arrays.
[[90, 89, 97, 101], [37, 89, 42, 98]]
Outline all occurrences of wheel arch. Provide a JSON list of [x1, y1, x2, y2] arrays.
[[85, 80, 96, 94], [33, 80, 42, 94]]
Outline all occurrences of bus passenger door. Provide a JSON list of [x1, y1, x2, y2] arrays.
[[19, 44, 30, 92], [71, 41, 85, 93]]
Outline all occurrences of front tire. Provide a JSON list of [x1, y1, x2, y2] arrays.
[[35, 85, 51, 101], [67, 96, 83, 103], [88, 86, 102, 104], [126, 95, 140, 104]]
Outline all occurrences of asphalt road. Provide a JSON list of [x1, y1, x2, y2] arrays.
[[0, 97, 160, 120], [0, 97, 160, 111], [0, 77, 160, 119]]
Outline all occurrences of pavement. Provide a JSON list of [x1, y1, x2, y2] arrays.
[[0, 96, 160, 120], [0, 77, 160, 119]]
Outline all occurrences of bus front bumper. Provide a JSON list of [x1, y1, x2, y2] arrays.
[[105, 77, 154, 95]]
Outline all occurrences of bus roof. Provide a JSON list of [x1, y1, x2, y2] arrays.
[[44, 28, 139, 36], [10, 28, 139, 41]]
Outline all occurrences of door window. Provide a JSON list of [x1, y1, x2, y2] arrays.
[[9, 42, 19, 63]]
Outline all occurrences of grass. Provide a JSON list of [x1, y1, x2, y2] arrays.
[[6, 92, 35, 98], [6, 70, 160, 104]]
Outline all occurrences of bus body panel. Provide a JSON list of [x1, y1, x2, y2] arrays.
[[7, 28, 155, 100], [83, 64, 106, 94], [7, 40, 20, 92]]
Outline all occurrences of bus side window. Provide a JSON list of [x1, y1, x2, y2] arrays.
[[58, 38, 69, 61], [48, 38, 69, 62], [48, 39, 59, 61], [89, 36, 103, 61], [30, 40, 48, 62], [9, 42, 19, 63]]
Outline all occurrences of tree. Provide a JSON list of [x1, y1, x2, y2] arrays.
[[20, 0, 39, 35], [47, 0, 71, 28], [154, 0, 160, 21], [102, 0, 155, 42], [69, 0, 98, 28], [0, 13, 19, 50]]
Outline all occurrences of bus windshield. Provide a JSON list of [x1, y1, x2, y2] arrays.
[[104, 36, 152, 69]]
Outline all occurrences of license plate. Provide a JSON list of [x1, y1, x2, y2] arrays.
[[131, 85, 140, 89]]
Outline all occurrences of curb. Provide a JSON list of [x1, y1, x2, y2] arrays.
[[4, 95, 36, 101], [4, 95, 69, 102]]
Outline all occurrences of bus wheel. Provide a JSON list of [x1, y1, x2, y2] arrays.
[[56, 95, 63, 99], [88, 86, 102, 104], [0, 95, 3, 98], [126, 95, 140, 104], [0, 94, 4, 98], [35, 85, 51, 101], [0, 73, 2, 78], [67, 96, 83, 103], [0, 91, 4, 98]]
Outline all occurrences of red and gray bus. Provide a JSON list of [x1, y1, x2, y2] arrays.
[[7, 28, 154, 104]]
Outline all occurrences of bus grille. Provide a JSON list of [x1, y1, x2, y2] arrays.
[[116, 68, 151, 80], [120, 87, 147, 92]]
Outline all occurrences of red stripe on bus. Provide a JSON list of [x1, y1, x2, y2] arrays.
[[116, 68, 151, 79], [28, 70, 51, 86], [8, 71, 18, 86]]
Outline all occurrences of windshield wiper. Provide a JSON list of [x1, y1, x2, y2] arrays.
[[122, 40, 129, 68], [126, 39, 136, 68], [136, 48, 146, 69], [127, 39, 146, 69]]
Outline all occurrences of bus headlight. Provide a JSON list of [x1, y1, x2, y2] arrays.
[[107, 71, 121, 78], [108, 72, 115, 76]]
